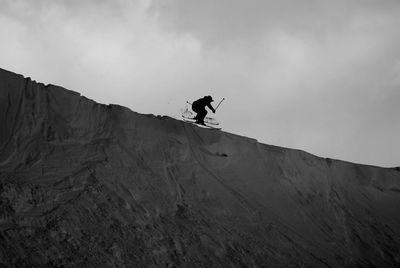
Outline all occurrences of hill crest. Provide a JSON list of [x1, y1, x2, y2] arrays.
[[1, 67, 399, 267]]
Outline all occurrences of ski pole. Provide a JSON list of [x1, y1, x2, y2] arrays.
[[215, 98, 225, 111]]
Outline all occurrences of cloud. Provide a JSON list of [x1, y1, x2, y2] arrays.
[[0, 0, 399, 166], [151, 0, 400, 45]]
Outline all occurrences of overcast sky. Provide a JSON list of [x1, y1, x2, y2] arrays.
[[1, 0, 399, 167]]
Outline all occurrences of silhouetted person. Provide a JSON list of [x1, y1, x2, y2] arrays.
[[192, 95, 215, 125]]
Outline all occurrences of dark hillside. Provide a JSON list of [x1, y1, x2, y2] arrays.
[[1, 68, 399, 267]]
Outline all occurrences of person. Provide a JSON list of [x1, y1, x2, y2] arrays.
[[192, 95, 215, 125]]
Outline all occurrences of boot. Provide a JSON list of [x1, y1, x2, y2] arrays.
[[195, 120, 206, 126]]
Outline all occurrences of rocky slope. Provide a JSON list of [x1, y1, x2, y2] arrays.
[[0, 67, 399, 267]]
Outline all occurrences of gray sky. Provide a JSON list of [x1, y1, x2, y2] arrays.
[[1, 0, 399, 167]]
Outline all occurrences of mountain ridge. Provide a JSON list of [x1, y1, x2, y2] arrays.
[[0, 67, 396, 169], [1, 67, 399, 267]]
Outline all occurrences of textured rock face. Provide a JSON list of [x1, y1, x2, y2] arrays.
[[0, 67, 399, 267]]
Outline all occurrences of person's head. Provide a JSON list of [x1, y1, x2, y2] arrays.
[[204, 95, 213, 102]]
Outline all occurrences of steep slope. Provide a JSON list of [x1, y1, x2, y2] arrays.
[[0, 68, 399, 267]]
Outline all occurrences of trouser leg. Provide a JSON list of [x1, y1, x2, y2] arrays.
[[192, 104, 208, 124], [196, 109, 207, 123]]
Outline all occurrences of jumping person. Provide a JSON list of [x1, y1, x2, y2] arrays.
[[192, 95, 215, 125]]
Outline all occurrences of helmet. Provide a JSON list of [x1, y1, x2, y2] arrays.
[[204, 95, 214, 102]]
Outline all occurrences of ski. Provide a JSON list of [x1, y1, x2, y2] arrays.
[[182, 119, 221, 130], [181, 115, 219, 126]]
